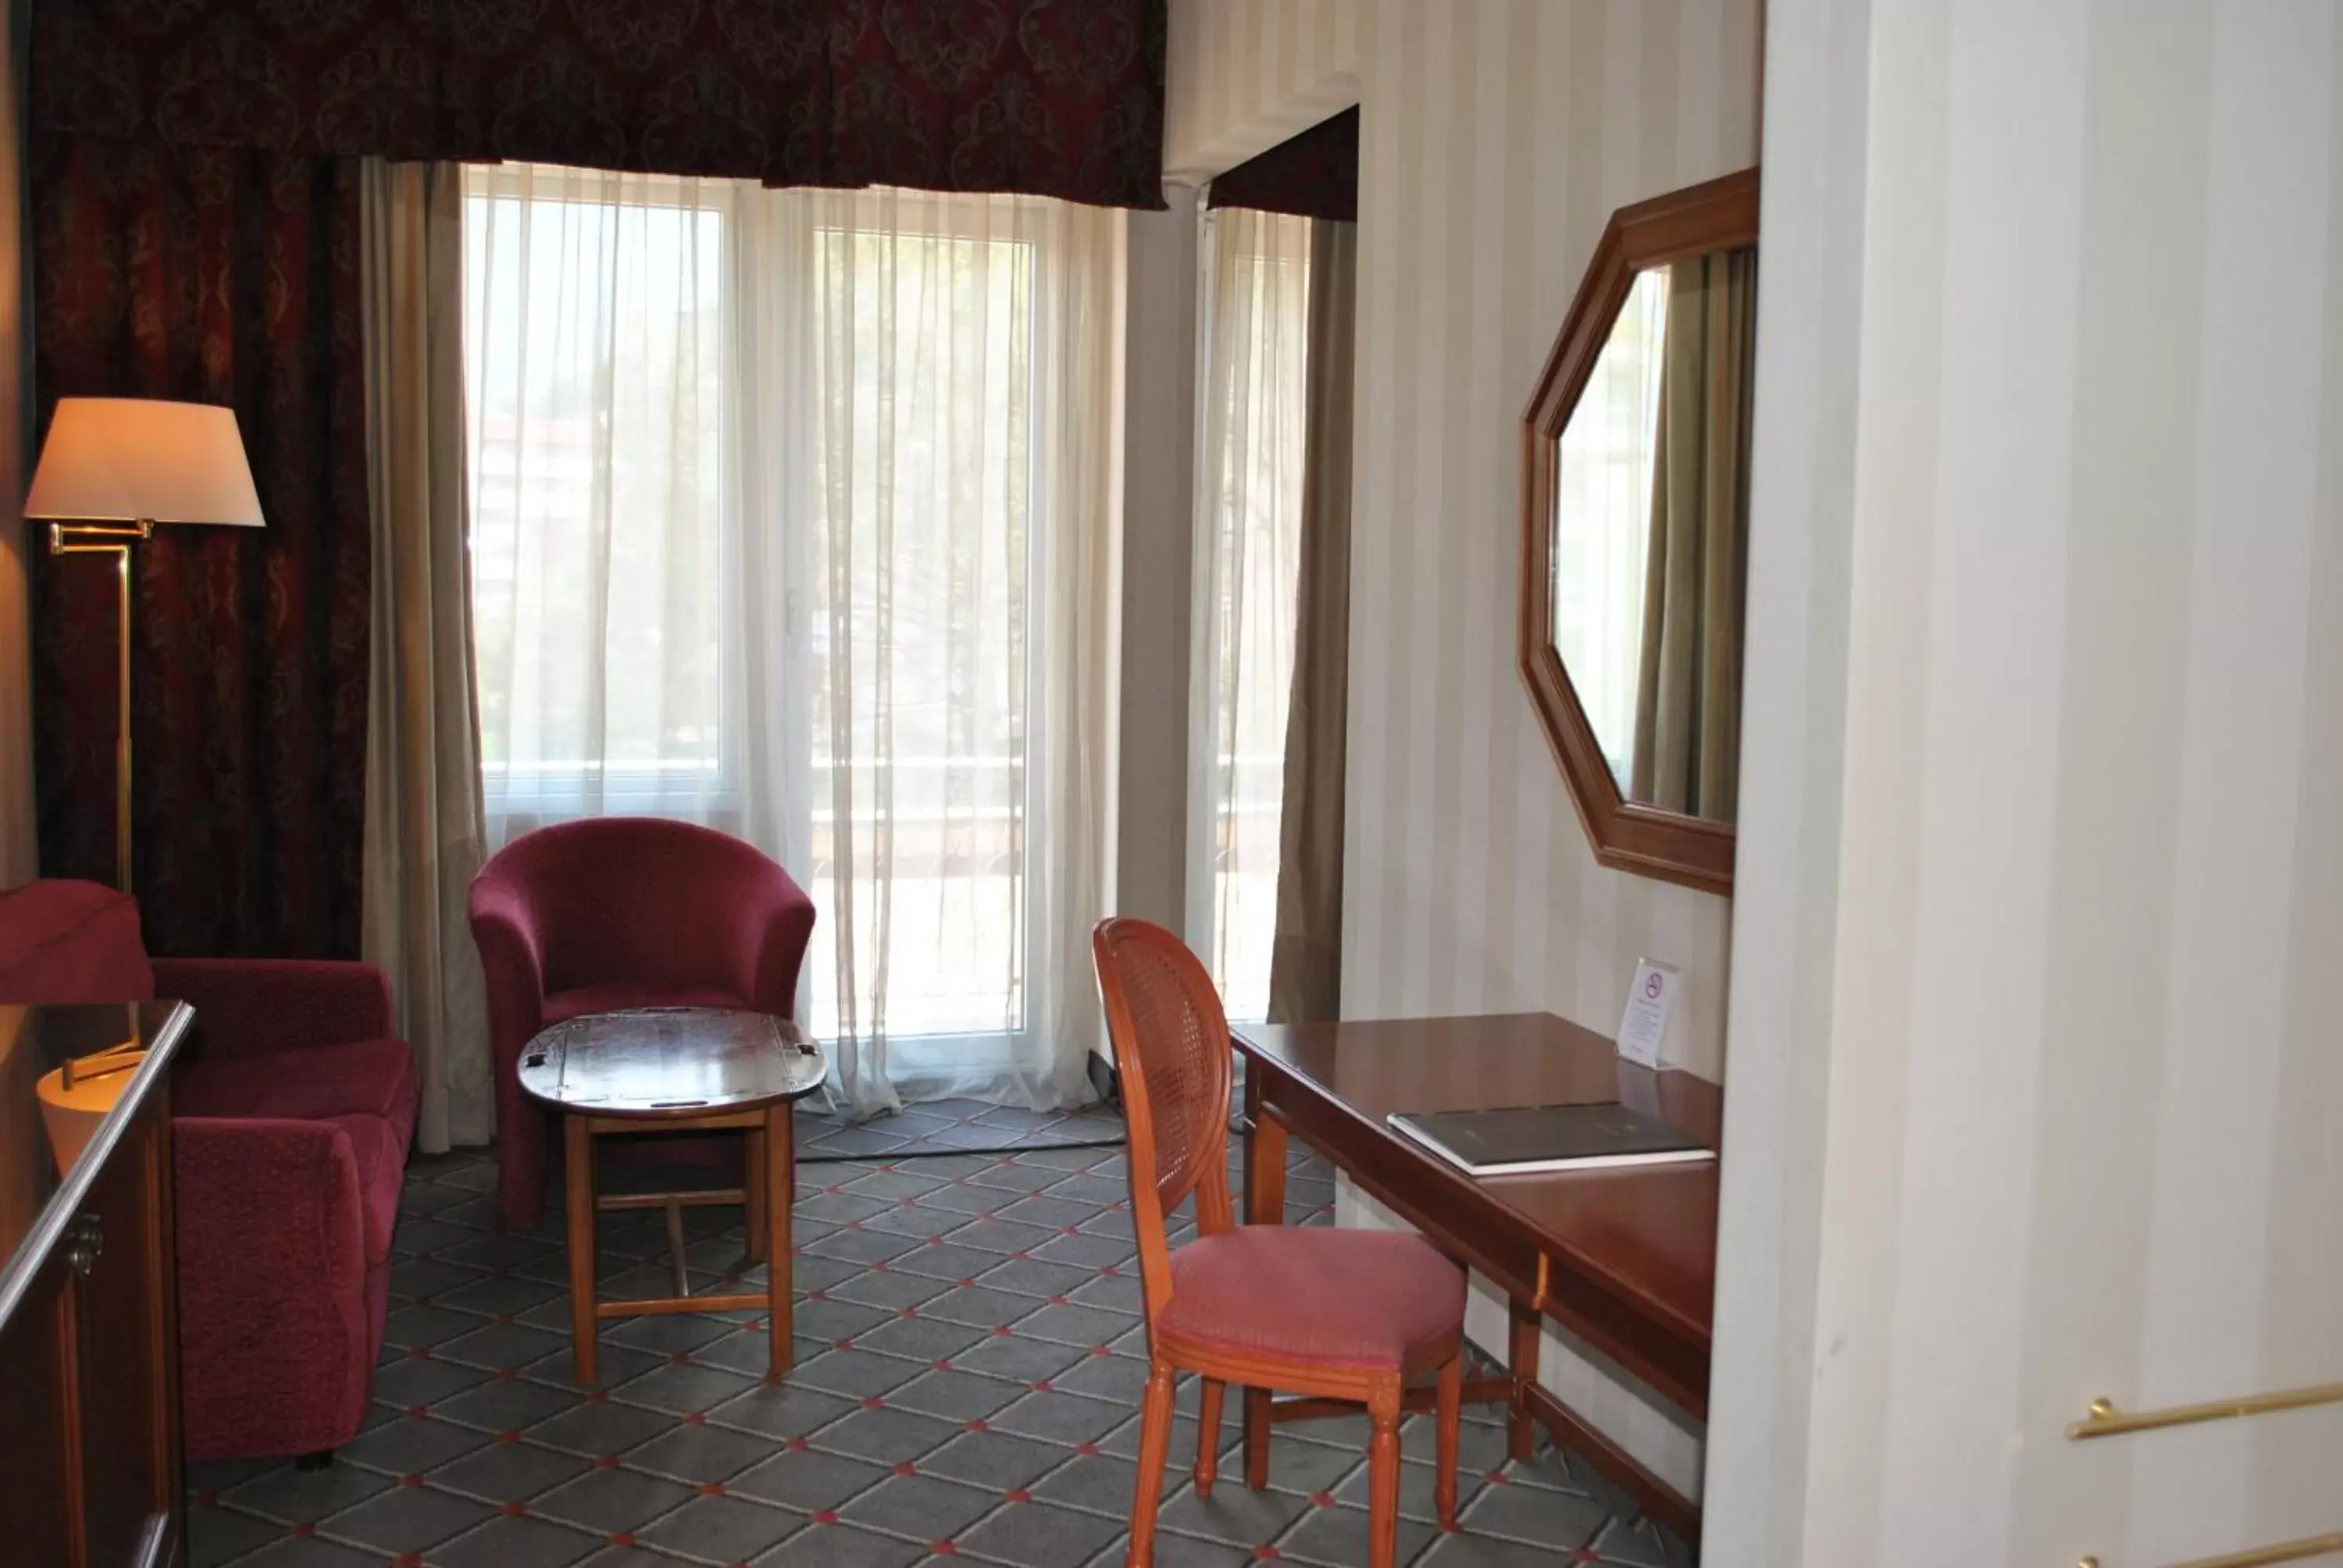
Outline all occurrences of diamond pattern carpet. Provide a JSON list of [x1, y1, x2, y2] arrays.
[[794, 1098, 1129, 1164], [186, 1134, 1696, 1568]]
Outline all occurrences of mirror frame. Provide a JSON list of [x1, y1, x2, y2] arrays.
[[1518, 168, 1760, 896]]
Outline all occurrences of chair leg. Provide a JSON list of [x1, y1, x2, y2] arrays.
[[1195, 1378, 1225, 1497], [1435, 1352, 1463, 1530], [1366, 1381, 1403, 1568], [1128, 1360, 1176, 1568], [1243, 1386, 1273, 1489]]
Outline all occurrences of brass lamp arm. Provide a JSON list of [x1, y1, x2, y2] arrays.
[[41, 518, 152, 892]]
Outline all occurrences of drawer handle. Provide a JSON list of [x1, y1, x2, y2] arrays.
[[66, 1213, 104, 1278]]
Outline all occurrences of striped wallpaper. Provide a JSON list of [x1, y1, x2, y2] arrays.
[[1341, 0, 1760, 1081], [1163, 0, 1361, 186], [1336, 0, 1762, 1501], [1168, 0, 1764, 1504], [1709, 2, 2343, 1564]]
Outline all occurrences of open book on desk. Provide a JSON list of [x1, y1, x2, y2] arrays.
[[1387, 1102, 1716, 1178]]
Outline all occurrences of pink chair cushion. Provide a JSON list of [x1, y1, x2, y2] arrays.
[[176, 1038, 420, 1140], [1159, 1226, 1466, 1369], [542, 982, 752, 1025]]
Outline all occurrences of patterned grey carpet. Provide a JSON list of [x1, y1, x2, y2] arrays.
[[184, 1130, 1696, 1568], [793, 1097, 1129, 1163]]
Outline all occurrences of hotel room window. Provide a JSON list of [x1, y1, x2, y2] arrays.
[[465, 169, 736, 824], [1189, 207, 1313, 1021], [463, 165, 1114, 1107]]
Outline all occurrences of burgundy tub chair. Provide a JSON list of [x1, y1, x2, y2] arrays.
[[468, 818, 818, 1230], [0, 878, 416, 1463]]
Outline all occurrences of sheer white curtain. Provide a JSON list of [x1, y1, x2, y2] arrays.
[[463, 165, 1120, 1113], [1188, 206, 1311, 1020]]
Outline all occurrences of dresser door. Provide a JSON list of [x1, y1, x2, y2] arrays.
[[75, 1104, 181, 1568], [0, 1257, 80, 1566]]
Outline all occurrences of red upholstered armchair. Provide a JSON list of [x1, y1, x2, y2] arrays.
[[0, 879, 416, 1463], [468, 818, 818, 1228]]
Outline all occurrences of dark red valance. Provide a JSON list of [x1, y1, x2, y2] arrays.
[[30, 0, 1168, 210], [1207, 106, 1357, 223]]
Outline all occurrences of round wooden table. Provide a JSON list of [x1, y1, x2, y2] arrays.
[[517, 1007, 827, 1384]]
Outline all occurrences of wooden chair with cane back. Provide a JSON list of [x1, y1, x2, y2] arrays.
[[1091, 917, 1469, 1568]]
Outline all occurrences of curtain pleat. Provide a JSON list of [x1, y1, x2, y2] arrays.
[[358, 159, 493, 1152], [1630, 250, 1757, 821], [1192, 206, 1311, 1020], [1266, 218, 1356, 1026]]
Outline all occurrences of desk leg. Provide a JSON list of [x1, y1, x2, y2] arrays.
[[1242, 1074, 1287, 1491], [1507, 1297, 1540, 1463], [765, 1100, 794, 1375], [565, 1114, 599, 1387]]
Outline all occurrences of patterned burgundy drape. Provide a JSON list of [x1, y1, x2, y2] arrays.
[[30, 0, 1168, 209], [826, 2, 1165, 205], [30, 137, 370, 959], [1207, 106, 1358, 223]]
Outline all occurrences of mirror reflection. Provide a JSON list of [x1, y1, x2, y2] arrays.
[[1547, 246, 1756, 823]]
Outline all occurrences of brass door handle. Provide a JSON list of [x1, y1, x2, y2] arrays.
[[2081, 1531, 2343, 1568], [2070, 1384, 2343, 1440]]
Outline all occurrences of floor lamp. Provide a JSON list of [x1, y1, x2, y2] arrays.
[[24, 398, 266, 893]]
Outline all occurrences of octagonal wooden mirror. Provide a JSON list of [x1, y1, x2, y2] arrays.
[[1520, 168, 1759, 895]]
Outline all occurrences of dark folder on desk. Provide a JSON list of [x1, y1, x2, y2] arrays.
[[1387, 1103, 1714, 1177]]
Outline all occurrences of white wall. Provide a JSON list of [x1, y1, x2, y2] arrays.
[[1164, 0, 1361, 186], [0, 7, 34, 889], [1707, 2, 2343, 1565], [1116, 190, 1201, 942]]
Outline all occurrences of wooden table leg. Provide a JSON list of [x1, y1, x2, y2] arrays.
[[1242, 1073, 1288, 1491], [663, 1196, 690, 1297], [1508, 1295, 1541, 1463], [564, 1113, 599, 1386], [745, 1125, 769, 1263], [765, 1099, 793, 1375]]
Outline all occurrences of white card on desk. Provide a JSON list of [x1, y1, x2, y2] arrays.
[[1616, 958, 1681, 1070]]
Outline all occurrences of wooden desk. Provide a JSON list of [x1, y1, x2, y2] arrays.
[[1232, 1013, 1718, 1538]]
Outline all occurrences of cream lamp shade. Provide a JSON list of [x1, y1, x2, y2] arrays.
[[37, 1046, 147, 1174], [24, 397, 266, 527]]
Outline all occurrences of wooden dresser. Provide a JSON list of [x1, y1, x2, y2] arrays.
[[0, 1002, 191, 1568]]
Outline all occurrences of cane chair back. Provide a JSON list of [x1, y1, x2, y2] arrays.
[[1091, 918, 1237, 1323]]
